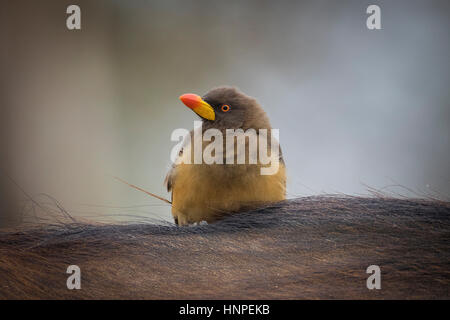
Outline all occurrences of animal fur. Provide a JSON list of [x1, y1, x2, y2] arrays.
[[0, 196, 449, 299]]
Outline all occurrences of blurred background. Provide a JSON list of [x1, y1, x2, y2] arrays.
[[1, 0, 449, 227]]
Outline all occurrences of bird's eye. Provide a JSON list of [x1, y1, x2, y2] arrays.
[[221, 105, 231, 112]]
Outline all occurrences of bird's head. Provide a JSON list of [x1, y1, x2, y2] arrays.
[[179, 86, 271, 130]]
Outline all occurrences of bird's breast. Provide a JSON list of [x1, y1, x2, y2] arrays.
[[172, 162, 286, 225]]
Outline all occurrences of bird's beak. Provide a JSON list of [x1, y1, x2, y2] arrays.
[[179, 93, 215, 121]]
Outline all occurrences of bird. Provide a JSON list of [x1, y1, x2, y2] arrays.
[[165, 86, 286, 225]]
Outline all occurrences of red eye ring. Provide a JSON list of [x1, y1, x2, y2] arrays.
[[221, 105, 231, 112]]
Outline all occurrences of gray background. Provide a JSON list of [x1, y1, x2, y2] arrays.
[[1, 0, 449, 226]]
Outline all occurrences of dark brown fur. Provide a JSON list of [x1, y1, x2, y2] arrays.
[[0, 196, 449, 299]]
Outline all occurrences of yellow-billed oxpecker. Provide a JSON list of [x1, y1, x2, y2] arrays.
[[165, 86, 286, 225]]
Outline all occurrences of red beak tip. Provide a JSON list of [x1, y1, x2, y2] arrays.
[[179, 93, 200, 109]]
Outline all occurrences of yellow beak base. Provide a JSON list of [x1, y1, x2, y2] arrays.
[[179, 93, 215, 121]]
